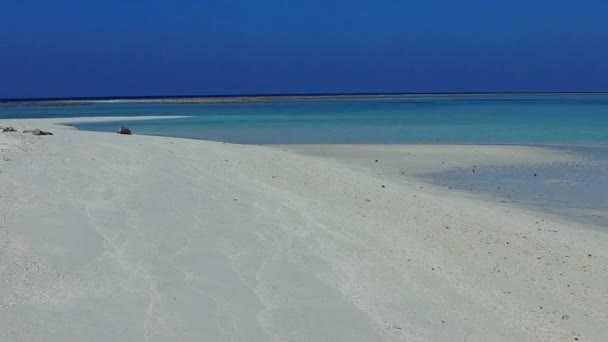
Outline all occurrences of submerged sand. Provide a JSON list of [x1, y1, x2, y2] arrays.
[[1, 118, 607, 341]]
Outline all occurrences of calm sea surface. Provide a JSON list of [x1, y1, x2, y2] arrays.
[[1, 94, 608, 145]]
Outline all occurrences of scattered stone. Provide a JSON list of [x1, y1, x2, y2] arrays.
[[117, 126, 132, 135], [1, 126, 17, 132], [561, 314, 570, 320], [23, 129, 53, 135]]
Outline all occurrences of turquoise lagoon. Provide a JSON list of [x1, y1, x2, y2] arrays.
[[1, 94, 608, 145]]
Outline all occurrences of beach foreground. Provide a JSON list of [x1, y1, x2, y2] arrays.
[[1, 118, 607, 342]]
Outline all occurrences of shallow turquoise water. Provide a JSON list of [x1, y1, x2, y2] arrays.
[[2, 94, 608, 145], [420, 145, 608, 227]]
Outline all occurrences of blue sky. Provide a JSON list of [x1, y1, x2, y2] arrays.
[[1, 0, 607, 98]]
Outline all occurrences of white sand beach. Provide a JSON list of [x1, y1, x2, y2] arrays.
[[1, 118, 607, 342]]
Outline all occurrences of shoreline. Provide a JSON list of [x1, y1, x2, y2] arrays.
[[5, 117, 608, 231], [7, 116, 608, 228], [1, 118, 607, 341]]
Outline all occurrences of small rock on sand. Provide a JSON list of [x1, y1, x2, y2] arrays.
[[1, 126, 17, 132], [118, 126, 132, 135], [23, 129, 53, 136]]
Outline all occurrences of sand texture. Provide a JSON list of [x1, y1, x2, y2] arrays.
[[0, 118, 607, 342]]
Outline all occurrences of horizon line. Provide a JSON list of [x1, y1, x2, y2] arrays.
[[2, 91, 608, 103]]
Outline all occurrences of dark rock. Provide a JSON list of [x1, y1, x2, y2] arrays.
[[1, 126, 17, 132], [23, 129, 53, 136], [117, 126, 132, 135]]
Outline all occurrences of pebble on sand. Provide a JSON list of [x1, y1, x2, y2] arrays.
[[23, 129, 53, 136], [118, 126, 132, 135], [1, 126, 17, 132]]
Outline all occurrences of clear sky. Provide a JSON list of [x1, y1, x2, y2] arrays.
[[1, 0, 607, 98]]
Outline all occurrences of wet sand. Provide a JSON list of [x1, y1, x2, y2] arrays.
[[277, 144, 608, 228]]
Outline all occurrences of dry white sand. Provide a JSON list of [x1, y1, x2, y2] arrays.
[[1, 118, 607, 342], [272, 144, 578, 176]]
